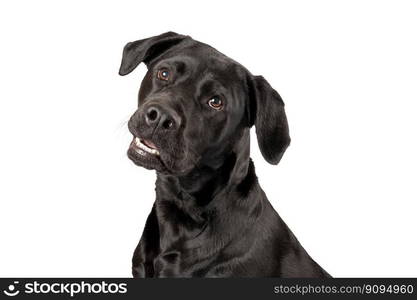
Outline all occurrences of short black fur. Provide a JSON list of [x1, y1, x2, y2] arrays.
[[119, 32, 330, 277]]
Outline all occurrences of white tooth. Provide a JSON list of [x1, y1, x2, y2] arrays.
[[139, 143, 148, 151], [135, 148, 146, 156], [133, 138, 159, 155]]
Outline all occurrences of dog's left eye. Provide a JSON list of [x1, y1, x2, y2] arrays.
[[208, 96, 223, 110], [157, 68, 170, 81]]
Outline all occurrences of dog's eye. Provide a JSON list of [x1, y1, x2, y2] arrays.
[[157, 68, 170, 81], [208, 97, 223, 110]]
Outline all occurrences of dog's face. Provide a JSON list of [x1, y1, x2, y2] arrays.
[[119, 32, 290, 175]]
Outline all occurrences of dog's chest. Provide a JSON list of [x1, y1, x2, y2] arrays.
[[152, 221, 216, 277]]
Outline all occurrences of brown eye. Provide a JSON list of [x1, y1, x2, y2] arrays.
[[157, 68, 170, 81], [208, 96, 223, 110]]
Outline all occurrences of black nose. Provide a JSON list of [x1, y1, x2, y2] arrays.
[[145, 106, 178, 130]]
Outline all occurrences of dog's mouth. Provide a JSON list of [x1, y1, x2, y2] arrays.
[[130, 137, 160, 156], [127, 136, 167, 172]]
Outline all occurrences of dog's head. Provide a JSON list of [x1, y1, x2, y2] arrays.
[[119, 32, 290, 174]]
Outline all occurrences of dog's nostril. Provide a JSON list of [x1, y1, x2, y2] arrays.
[[147, 109, 158, 122], [162, 119, 174, 129], [145, 106, 176, 129]]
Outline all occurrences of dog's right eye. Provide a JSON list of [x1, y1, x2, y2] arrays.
[[157, 68, 170, 81]]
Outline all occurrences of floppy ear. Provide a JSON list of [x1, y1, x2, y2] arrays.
[[119, 32, 188, 76], [248, 76, 290, 165]]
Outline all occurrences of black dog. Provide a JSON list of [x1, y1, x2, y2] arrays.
[[119, 32, 330, 277]]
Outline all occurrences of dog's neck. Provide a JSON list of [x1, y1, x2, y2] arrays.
[[154, 129, 257, 220], [152, 129, 263, 253]]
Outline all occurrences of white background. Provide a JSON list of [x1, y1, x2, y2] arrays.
[[0, 0, 416, 277]]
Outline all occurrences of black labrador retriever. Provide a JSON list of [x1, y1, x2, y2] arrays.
[[119, 32, 330, 277]]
